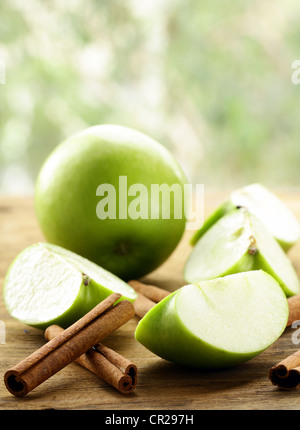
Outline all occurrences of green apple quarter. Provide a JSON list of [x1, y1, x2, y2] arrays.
[[35, 124, 188, 280], [135, 271, 288, 368], [190, 183, 300, 251], [184, 208, 300, 297], [3, 242, 137, 329]]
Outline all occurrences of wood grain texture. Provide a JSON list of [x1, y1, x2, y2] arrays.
[[1, 191, 300, 410]]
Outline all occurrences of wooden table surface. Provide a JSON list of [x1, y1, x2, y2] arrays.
[[1, 191, 300, 411]]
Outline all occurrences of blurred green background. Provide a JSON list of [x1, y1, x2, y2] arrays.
[[0, 0, 300, 195]]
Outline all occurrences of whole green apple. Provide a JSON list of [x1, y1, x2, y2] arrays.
[[35, 125, 188, 280], [3, 242, 137, 329], [135, 270, 288, 368]]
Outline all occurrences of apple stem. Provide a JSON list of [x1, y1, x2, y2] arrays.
[[82, 274, 90, 286], [248, 235, 258, 255]]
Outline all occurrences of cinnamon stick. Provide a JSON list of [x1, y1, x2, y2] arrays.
[[128, 280, 171, 318], [4, 293, 135, 397], [269, 350, 300, 390], [269, 294, 300, 390], [45, 325, 137, 394], [128, 280, 171, 303], [287, 295, 300, 326], [132, 293, 157, 319]]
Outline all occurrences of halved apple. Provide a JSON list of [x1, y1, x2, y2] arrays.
[[191, 183, 300, 251], [184, 208, 300, 297], [135, 271, 288, 368], [3, 243, 137, 329]]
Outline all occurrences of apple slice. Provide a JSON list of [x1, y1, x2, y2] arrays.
[[190, 183, 300, 251], [184, 209, 300, 297], [3, 243, 137, 329], [135, 270, 288, 368]]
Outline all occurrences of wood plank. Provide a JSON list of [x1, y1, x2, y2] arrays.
[[1, 192, 300, 410]]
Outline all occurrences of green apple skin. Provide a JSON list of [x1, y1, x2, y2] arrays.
[[190, 183, 300, 251], [3, 243, 137, 330], [135, 271, 288, 369], [35, 125, 188, 280]]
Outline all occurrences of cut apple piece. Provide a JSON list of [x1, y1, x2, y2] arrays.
[[190, 183, 300, 251], [135, 271, 288, 368], [184, 209, 300, 297], [3, 243, 137, 329]]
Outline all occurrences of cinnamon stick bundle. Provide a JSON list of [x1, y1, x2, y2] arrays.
[[4, 293, 135, 397], [45, 325, 137, 394], [268, 295, 300, 390], [131, 293, 157, 319], [128, 280, 171, 318], [269, 351, 300, 390], [128, 280, 171, 303]]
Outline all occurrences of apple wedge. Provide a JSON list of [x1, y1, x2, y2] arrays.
[[135, 271, 288, 368], [184, 208, 300, 297], [191, 183, 300, 251], [3, 243, 137, 329]]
